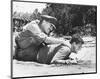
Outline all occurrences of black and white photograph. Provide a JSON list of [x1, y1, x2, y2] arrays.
[[12, 0, 97, 78]]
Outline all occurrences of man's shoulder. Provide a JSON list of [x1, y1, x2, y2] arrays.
[[23, 20, 40, 30], [29, 20, 40, 26]]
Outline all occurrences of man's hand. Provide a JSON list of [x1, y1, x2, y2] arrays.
[[70, 59, 78, 64], [65, 59, 78, 65], [69, 52, 78, 59]]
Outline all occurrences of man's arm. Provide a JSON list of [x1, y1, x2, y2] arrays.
[[52, 59, 77, 64], [24, 21, 69, 46], [45, 37, 64, 44], [51, 47, 78, 64], [35, 32, 70, 46], [52, 60, 66, 64], [45, 37, 71, 46], [51, 46, 71, 64]]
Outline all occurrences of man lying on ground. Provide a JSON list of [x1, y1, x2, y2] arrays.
[[14, 15, 84, 65], [37, 34, 84, 64]]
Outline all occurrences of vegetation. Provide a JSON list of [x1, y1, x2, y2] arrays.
[[13, 3, 97, 36], [42, 3, 97, 36]]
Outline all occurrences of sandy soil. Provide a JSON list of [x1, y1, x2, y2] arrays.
[[12, 36, 96, 78]]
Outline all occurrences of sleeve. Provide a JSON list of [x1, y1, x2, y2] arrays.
[[34, 32, 48, 44], [31, 33, 64, 45], [51, 46, 71, 63], [24, 21, 48, 44], [44, 37, 64, 44]]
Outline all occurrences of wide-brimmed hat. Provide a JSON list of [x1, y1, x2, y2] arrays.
[[40, 15, 57, 29], [41, 15, 57, 22]]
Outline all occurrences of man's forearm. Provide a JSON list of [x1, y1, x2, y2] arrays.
[[52, 59, 77, 64], [52, 60, 66, 64], [45, 37, 64, 45]]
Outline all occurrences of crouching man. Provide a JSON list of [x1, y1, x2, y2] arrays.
[[14, 15, 67, 61]]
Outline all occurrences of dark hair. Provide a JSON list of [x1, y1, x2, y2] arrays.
[[70, 34, 84, 44]]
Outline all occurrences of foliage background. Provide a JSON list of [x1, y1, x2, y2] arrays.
[[13, 3, 97, 36]]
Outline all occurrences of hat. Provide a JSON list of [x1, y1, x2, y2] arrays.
[[40, 15, 57, 29], [41, 15, 57, 22]]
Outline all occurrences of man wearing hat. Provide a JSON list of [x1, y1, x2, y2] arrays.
[[14, 15, 84, 64], [14, 15, 64, 61]]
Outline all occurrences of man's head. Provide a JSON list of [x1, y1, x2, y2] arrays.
[[39, 15, 57, 35], [70, 34, 84, 53]]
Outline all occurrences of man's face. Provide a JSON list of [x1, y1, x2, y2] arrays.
[[41, 20, 55, 35], [72, 42, 82, 53]]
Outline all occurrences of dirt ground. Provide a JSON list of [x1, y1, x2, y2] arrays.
[[12, 36, 96, 78]]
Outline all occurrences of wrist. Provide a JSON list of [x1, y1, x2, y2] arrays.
[[65, 60, 70, 64]]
